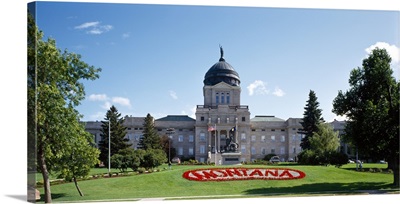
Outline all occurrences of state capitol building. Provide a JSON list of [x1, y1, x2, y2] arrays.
[[85, 47, 346, 164]]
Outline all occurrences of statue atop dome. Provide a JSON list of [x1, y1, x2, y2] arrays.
[[203, 46, 240, 86], [219, 45, 224, 61]]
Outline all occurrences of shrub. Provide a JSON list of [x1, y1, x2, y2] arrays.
[[137, 167, 146, 174], [298, 150, 319, 165], [328, 151, 348, 167], [263, 154, 277, 161]]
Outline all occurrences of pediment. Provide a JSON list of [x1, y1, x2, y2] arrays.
[[212, 81, 235, 89]]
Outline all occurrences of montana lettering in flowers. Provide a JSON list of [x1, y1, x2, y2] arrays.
[[182, 168, 306, 181]]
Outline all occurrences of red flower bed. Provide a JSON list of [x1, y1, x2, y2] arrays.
[[182, 167, 306, 182]]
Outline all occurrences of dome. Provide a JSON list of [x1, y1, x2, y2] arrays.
[[203, 47, 240, 86]]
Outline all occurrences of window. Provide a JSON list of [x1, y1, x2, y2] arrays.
[[179, 129, 183, 132], [261, 129, 266, 131], [221, 93, 225, 103], [241, 133, 246, 140], [261, 148, 266, 155], [251, 135, 256, 141], [241, 146, 246, 154], [271, 148, 275, 154], [157, 128, 162, 131], [216, 95, 219, 104], [293, 146, 296, 153], [189, 148, 194, 155], [226, 96, 230, 104], [292, 135, 296, 141], [281, 135, 285, 142], [134, 135, 140, 141], [178, 147, 183, 155], [280, 147, 285, 154], [261, 135, 266, 142], [251, 129, 256, 132], [189, 135, 194, 142], [242, 117, 245, 122], [201, 116, 204, 121], [281, 129, 285, 132], [271, 129, 275, 132], [271, 135, 275, 141], [127, 133, 132, 140], [200, 133, 206, 141], [178, 135, 184, 142], [251, 146, 256, 154], [128, 128, 131, 130], [200, 145, 205, 154]]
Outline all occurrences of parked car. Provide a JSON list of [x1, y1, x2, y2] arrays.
[[269, 156, 280, 163], [348, 159, 355, 163], [379, 160, 387, 164], [288, 158, 294, 162]]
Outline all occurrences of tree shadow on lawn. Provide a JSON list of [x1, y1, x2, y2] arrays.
[[37, 193, 66, 202], [243, 182, 398, 196]]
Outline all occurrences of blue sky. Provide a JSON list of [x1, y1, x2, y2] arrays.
[[31, 1, 399, 123]]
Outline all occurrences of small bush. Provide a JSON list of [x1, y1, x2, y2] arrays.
[[137, 167, 146, 174]]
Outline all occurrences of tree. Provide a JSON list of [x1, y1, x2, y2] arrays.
[[332, 48, 399, 186], [56, 127, 100, 196], [298, 123, 346, 166], [160, 135, 176, 162], [141, 149, 168, 169], [138, 113, 161, 150], [309, 123, 340, 156], [28, 11, 101, 203], [98, 105, 132, 165], [299, 90, 324, 150]]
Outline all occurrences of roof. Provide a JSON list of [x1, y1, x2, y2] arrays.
[[251, 115, 285, 122], [156, 115, 196, 122], [203, 47, 240, 86]]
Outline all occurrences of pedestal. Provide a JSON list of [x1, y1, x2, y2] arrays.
[[221, 152, 242, 165]]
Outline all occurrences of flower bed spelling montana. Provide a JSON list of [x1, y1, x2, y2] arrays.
[[182, 168, 306, 182]]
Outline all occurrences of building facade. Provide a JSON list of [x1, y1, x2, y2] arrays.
[[85, 48, 346, 163]]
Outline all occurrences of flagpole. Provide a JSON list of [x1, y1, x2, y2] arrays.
[[214, 124, 217, 165]]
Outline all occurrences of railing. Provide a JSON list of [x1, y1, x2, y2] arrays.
[[197, 105, 248, 110]]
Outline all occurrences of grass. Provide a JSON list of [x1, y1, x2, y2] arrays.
[[36, 163, 398, 203]]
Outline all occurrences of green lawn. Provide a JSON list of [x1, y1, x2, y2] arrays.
[[36, 163, 398, 203]]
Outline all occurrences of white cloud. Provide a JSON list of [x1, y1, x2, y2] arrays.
[[181, 105, 196, 119], [101, 101, 112, 110], [365, 42, 400, 64], [247, 80, 269, 96], [272, 87, 285, 97], [331, 114, 349, 122], [88, 94, 108, 101], [112, 97, 131, 108], [89, 112, 105, 121], [122, 32, 130, 39], [169, 90, 178, 100], [74, 21, 113, 35], [74, 21, 99, 29]]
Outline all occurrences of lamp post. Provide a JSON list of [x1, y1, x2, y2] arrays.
[[108, 119, 111, 177], [166, 128, 175, 170]]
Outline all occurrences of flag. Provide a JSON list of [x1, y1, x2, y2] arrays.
[[208, 124, 216, 132]]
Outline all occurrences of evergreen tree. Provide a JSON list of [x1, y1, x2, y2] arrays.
[[299, 90, 324, 150], [98, 105, 131, 164], [138, 113, 161, 150]]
